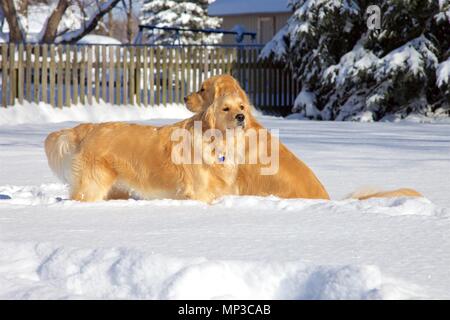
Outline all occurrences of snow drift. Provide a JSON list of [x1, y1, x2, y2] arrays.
[[1, 183, 447, 218], [0, 101, 193, 126], [1, 119, 450, 299], [0, 241, 422, 300]]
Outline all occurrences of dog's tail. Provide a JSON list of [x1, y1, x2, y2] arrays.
[[346, 186, 422, 200], [44, 124, 95, 184]]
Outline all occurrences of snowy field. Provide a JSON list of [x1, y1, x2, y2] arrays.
[[1, 106, 450, 299]]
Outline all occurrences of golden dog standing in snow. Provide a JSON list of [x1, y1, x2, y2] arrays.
[[46, 94, 257, 202]]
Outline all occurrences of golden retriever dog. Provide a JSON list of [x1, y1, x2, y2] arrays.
[[186, 75, 330, 199], [185, 74, 422, 200], [45, 74, 421, 202], [45, 94, 255, 203]]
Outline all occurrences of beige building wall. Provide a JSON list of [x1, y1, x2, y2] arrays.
[[217, 13, 290, 45]]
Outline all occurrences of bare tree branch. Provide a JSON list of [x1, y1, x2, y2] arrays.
[[0, 0, 25, 42], [58, 0, 120, 43], [0, 5, 4, 31], [40, 0, 70, 43], [56, 27, 70, 37], [75, 0, 89, 29]]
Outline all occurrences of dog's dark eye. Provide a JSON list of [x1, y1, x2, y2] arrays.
[[200, 87, 205, 92], [240, 105, 245, 110], [223, 107, 230, 112]]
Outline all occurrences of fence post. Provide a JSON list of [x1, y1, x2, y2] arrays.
[[155, 47, 161, 105], [277, 63, 282, 109], [17, 43, 24, 105], [220, 48, 226, 75], [129, 46, 135, 105], [115, 46, 121, 105], [149, 47, 155, 106], [215, 47, 221, 76], [57, 45, 63, 108], [49, 45, 56, 107], [282, 64, 287, 108], [123, 46, 128, 105], [234, 48, 241, 83], [33, 44, 39, 104], [87, 46, 93, 106], [191, 48, 196, 92], [257, 56, 263, 108], [180, 47, 186, 101], [25, 44, 32, 102], [168, 48, 173, 104], [65, 44, 71, 107], [79, 46, 86, 105], [229, 48, 236, 76], [72, 45, 78, 106], [174, 48, 180, 104], [1, 44, 7, 107], [94, 45, 100, 102], [270, 59, 275, 110], [109, 46, 114, 104], [247, 48, 253, 104], [251, 49, 256, 105], [143, 46, 148, 107], [41, 44, 48, 104], [203, 48, 209, 84], [136, 46, 141, 106], [162, 48, 167, 106], [102, 45, 107, 102], [9, 43, 16, 105]]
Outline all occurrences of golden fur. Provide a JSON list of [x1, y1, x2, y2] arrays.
[[348, 187, 422, 200], [45, 95, 255, 202], [186, 75, 330, 199], [45, 74, 422, 202], [185, 74, 422, 200]]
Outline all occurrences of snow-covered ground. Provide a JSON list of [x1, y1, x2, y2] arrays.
[[1, 107, 450, 299]]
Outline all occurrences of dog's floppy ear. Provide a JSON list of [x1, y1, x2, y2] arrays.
[[213, 81, 224, 101], [201, 103, 216, 130], [219, 77, 255, 115]]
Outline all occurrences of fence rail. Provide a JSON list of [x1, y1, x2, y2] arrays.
[[0, 44, 298, 115]]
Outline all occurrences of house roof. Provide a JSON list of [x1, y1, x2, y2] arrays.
[[77, 34, 122, 45], [209, 0, 291, 16]]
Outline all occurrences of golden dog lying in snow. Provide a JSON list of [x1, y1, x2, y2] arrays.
[[184, 75, 422, 201]]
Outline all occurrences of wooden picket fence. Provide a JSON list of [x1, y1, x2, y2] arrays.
[[0, 44, 299, 115]]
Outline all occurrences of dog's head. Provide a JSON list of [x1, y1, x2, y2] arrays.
[[185, 75, 250, 113], [202, 93, 253, 132]]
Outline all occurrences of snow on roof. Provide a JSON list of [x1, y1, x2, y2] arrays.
[[77, 35, 122, 45], [209, 0, 291, 16]]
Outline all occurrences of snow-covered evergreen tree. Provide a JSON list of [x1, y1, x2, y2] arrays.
[[261, 0, 450, 121], [140, 0, 222, 45]]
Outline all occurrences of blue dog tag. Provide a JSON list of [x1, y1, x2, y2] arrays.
[[218, 155, 226, 163]]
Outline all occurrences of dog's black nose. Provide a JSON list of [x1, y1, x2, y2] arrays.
[[183, 96, 188, 103], [235, 114, 245, 122]]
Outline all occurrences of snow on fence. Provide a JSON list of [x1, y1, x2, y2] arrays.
[[0, 44, 299, 115]]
